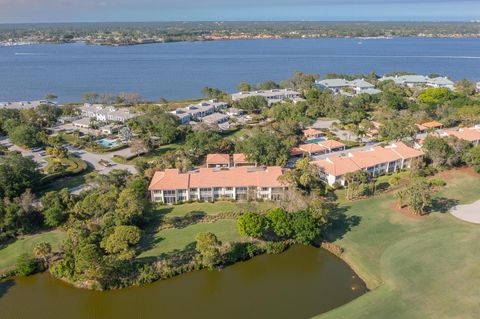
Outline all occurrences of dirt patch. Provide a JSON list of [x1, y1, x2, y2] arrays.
[[388, 202, 425, 220], [437, 166, 480, 180]]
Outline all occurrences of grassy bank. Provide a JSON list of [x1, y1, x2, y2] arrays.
[[0, 230, 66, 273], [317, 168, 480, 319]]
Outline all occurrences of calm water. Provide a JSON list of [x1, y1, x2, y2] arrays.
[[0, 38, 480, 102], [0, 246, 366, 319]]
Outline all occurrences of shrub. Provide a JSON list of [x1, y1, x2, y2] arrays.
[[15, 253, 38, 276], [265, 241, 289, 254]]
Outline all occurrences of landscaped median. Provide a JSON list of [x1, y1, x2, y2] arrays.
[[316, 168, 480, 319], [41, 155, 88, 184]]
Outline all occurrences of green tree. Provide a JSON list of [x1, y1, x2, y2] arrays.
[[464, 145, 480, 173], [237, 212, 267, 239], [43, 207, 66, 227], [33, 241, 52, 267], [291, 211, 320, 245], [237, 82, 252, 92], [236, 130, 290, 166], [8, 124, 41, 147], [266, 208, 293, 238], [101, 225, 141, 261], [281, 71, 319, 91], [280, 157, 325, 195], [16, 253, 38, 276], [115, 188, 146, 225], [195, 232, 222, 269], [422, 136, 454, 168], [396, 179, 433, 215], [233, 96, 268, 114], [0, 152, 39, 198]]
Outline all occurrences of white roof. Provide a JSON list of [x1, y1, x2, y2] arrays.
[[316, 78, 375, 89], [231, 89, 301, 100]]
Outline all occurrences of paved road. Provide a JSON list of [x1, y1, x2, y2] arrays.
[[75, 148, 137, 174], [0, 137, 137, 175]]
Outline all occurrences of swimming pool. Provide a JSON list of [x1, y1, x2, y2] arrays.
[[97, 139, 119, 148], [304, 137, 326, 144]]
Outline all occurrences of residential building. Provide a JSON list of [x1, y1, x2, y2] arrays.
[[233, 153, 256, 167], [226, 107, 245, 116], [379, 75, 454, 90], [416, 121, 444, 133], [231, 89, 302, 105], [303, 128, 324, 140], [439, 126, 480, 146], [170, 99, 226, 123], [299, 140, 346, 156], [202, 112, 230, 125], [476, 82, 480, 92], [72, 117, 93, 129], [315, 78, 381, 95], [312, 142, 424, 186], [148, 166, 287, 203], [0, 100, 56, 110], [206, 154, 231, 168], [79, 104, 138, 123]]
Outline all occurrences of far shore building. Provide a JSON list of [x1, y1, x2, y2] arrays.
[[0, 100, 56, 110], [379, 75, 454, 90], [148, 166, 287, 203], [79, 103, 139, 123], [439, 126, 480, 146], [315, 78, 381, 95], [312, 142, 424, 186], [170, 100, 227, 124], [231, 89, 302, 105]]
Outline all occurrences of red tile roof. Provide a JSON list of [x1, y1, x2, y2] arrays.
[[206, 153, 230, 165], [312, 142, 424, 177], [148, 167, 285, 190], [233, 153, 250, 163], [290, 147, 304, 156], [303, 128, 324, 136], [444, 127, 480, 142], [318, 140, 345, 150], [299, 143, 325, 154]]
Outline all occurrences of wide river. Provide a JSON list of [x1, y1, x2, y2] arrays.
[[0, 246, 366, 319], [0, 37, 480, 102]]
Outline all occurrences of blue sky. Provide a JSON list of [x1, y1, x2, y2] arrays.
[[0, 0, 479, 23]]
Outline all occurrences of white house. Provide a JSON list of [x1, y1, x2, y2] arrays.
[[79, 104, 139, 123], [315, 78, 381, 95], [231, 89, 302, 105], [379, 75, 454, 90], [170, 100, 226, 124]]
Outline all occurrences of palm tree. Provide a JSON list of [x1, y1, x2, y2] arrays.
[[33, 242, 52, 268]]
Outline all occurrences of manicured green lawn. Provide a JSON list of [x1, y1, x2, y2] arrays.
[[0, 230, 66, 273], [139, 220, 241, 258], [155, 201, 275, 218], [316, 169, 480, 319]]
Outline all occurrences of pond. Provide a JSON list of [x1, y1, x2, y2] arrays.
[[0, 245, 366, 319]]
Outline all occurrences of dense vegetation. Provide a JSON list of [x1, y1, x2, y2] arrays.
[[2, 22, 480, 46]]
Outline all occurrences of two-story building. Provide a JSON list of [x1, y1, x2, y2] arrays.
[[231, 89, 302, 105], [79, 104, 138, 123], [148, 166, 287, 203], [312, 142, 424, 186]]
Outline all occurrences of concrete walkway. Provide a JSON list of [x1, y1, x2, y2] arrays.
[[451, 200, 480, 224]]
